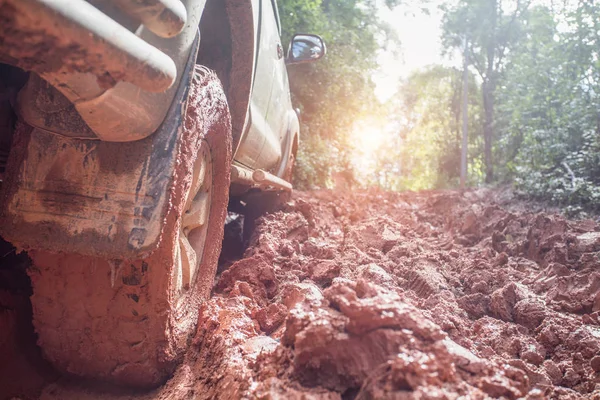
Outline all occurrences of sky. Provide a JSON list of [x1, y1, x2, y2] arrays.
[[373, 1, 453, 102]]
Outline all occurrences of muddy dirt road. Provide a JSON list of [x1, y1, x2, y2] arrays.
[[2, 189, 600, 399]]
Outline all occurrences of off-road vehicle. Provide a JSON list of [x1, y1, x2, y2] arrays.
[[0, 0, 325, 387]]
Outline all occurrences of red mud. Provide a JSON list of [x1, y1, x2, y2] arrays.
[[2, 188, 600, 399]]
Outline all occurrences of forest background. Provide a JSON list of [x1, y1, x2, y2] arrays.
[[281, 0, 600, 215]]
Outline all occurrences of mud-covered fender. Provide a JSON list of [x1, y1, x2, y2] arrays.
[[0, 36, 201, 259]]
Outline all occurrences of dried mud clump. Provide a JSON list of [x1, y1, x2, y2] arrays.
[[4, 188, 600, 399], [190, 189, 600, 399], [281, 280, 528, 398]]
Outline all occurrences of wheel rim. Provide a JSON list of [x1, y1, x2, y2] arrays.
[[174, 140, 213, 299]]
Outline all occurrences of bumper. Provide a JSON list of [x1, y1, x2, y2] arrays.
[[0, 0, 206, 142]]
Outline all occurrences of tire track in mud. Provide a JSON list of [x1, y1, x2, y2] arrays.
[[2, 188, 600, 399]]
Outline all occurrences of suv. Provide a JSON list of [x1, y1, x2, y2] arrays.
[[0, 0, 324, 387]]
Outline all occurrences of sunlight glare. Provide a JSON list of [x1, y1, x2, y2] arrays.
[[350, 118, 388, 169]]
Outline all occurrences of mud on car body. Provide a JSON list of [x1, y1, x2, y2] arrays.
[[0, 0, 324, 387]]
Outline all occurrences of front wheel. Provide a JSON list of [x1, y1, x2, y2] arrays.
[[27, 67, 232, 387]]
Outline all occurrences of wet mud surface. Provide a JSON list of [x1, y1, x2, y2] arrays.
[[2, 188, 600, 399]]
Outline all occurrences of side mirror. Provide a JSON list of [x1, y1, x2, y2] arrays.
[[286, 34, 326, 65]]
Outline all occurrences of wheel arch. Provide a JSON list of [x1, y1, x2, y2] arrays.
[[274, 108, 299, 178], [292, 130, 299, 156]]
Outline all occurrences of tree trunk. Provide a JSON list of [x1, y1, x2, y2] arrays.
[[481, 0, 498, 184], [482, 80, 494, 183]]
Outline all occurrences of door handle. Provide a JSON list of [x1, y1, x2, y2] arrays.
[[277, 43, 284, 59]]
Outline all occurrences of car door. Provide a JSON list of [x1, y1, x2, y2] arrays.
[[235, 0, 283, 171], [265, 0, 292, 157]]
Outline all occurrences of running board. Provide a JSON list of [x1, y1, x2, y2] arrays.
[[231, 164, 292, 192]]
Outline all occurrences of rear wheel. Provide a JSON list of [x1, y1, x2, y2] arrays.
[[27, 67, 231, 387]]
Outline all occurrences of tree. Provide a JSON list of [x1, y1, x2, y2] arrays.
[[496, 2, 600, 213], [441, 0, 530, 182], [278, 0, 397, 188], [379, 65, 484, 191]]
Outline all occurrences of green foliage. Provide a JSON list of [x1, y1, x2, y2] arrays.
[[391, 0, 599, 212], [495, 3, 600, 213], [278, 0, 396, 187], [380, 65, 484, 191], [279, 0, 600, 214], [441, 0, 530, 182], [293, 134, 337, 189], [441, 0, 527, 66]]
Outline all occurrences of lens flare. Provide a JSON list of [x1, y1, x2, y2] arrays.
[[349, 119, 388, 168]]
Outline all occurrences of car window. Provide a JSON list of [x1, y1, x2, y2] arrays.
[[270, 0, 282, 35]]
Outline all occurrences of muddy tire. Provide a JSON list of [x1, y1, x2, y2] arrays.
[[26, 67, 232, 387]]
